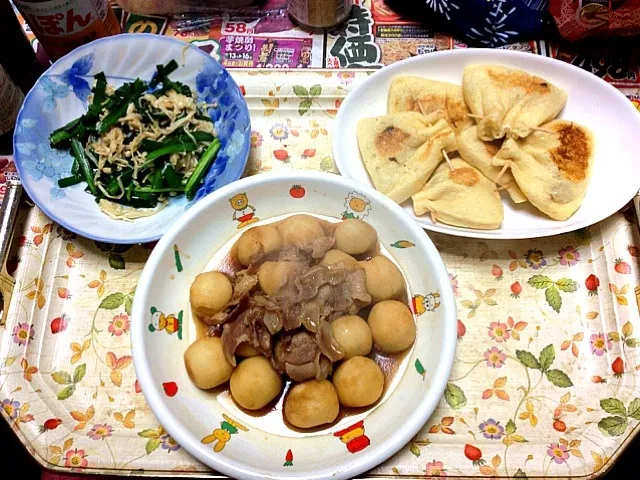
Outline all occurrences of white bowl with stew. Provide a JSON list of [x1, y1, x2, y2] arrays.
[[131, 171, 456, 479]]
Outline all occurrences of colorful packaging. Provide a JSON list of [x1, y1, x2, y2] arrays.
[[14, 0, 121, 61], [550, 0, 640, 41]]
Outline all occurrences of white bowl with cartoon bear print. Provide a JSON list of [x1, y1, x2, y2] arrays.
[[131, 171, 456, 480]]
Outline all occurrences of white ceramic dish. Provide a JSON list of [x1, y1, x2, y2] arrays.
[[333, 48, 640, 239], [131, 171, 456, 480]]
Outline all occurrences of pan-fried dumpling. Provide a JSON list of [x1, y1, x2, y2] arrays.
[[357, 111, 457, 204], [457, 126, 527, 204], [492, 120, 594, 221], [462, 64, 568, 141], [412, 157, 504, 230], [387, 76, 473, 133]]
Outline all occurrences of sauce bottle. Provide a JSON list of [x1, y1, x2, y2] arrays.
[[287, 0, 354, 30], [0, 1, 45, 94], [0, 65, 25, 155], [13, 0, 121, 62]]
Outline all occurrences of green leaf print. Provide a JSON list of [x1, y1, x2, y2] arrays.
[[600, 398, 627, 417], [292, 85, 309, 97], [627, 399, 640, 420], [505, 419, 516, 435], [625, 338, 640, 348], [145, 438, 161, 455], [298, 98, 313, 116], [444, 383, 467, 410], [100, 292, 125, 309], [138, 429, 160, 439], [514, 469, 528, 478], [528, 275, 553, 289], [528, 275, 578, 312], [109, 253, 126, 270], [545, 285, 562, 313], [57, 385, 76, 400], [409, 442, 421, 457], [51, 371, 72, 385], [516, 349, 541, 370], [538, 344, 555, 372], [309, 84, 322, 97], [555, 278, 578, 292], [546, 369, 573, 388], [598, 416, 628, 437], [125, 295, 133, 316], [73, 364, 87, 384]]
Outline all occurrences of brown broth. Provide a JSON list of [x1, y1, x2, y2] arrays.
[[189, 213, 415, 436]]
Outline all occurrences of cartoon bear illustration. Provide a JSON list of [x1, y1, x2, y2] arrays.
[[412, 292, 441, 315], [148, 307, 183, 340], [230, 193, 259, 229]]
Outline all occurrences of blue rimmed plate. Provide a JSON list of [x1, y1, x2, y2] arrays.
[[13, 33, 251, 244]]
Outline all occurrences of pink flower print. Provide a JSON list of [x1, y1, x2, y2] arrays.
[[425, 460, 446, 476], [87, 423, 113, 440], [484, 347, 506, 368], [337, 71, 356, 85], [12, 322, 34, 346], [449, 273, 458, 296], [64, 448, 88, 469], [108, 314, 130, 337], [589, 333, 611, 356], [249, 130, 263, 148], [547, 443, 570, 464], [488, 322, 510, 342], [558, 246, 580, 266]]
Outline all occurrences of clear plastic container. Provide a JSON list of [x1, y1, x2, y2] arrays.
[[115, 0, 257, 15]]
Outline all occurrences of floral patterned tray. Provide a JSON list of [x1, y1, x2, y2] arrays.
[[1, 70, 640, 479]]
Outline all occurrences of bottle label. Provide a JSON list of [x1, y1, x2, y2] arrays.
[[0, 65, 24, 136], [14, 0, 121, 60]]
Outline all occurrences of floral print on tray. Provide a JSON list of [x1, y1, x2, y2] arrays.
[[1, 70, 640, 478]]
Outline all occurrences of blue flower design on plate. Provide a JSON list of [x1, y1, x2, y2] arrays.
[[40, 77, 69, 112], [60, 53, 94, 103], [191, 58, 251, 203], [20, 143, 71, 191]]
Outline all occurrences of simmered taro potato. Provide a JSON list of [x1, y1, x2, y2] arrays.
[[277, 214, 324, 249], [284, 380, 340, 428], [230, 356, 283, 410], [258, 261, 303, 296], [358, 256, 404, 303], [236, 225, 282, 267], [190, 271, 233, 318], [184, 337, 234, 389], [334, 219, 377, 255], [333, 356, 384, 407], [331, 315, 372, 359], [320, 249, 358, 269], [368, 300, 416, 353]]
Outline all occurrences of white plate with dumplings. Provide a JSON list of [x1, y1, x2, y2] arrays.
[[333, 48, 640, 239]]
